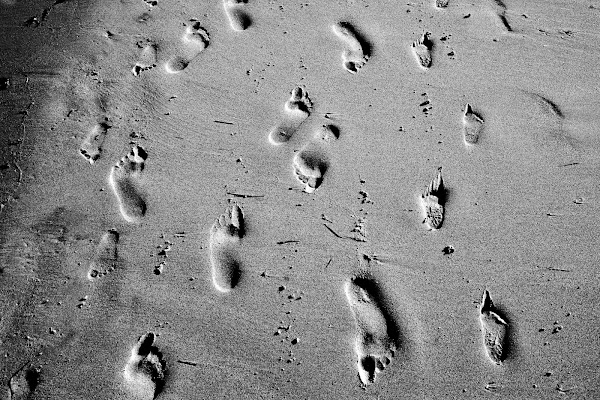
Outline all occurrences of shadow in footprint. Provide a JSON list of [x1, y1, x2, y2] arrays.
[[209, 204, 245, 293], [332, 22, 372, 73], [124, 332, 167, 399], [479, 290, 509, 365]]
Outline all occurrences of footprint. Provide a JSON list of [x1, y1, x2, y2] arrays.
[[87, 229, 119, 280], [435, 0, 449, 8], [124, 332, 166, 400], [462, 103, 484, 145], [223, 0, 252, 31], [9, 363, 40, 400], [345, 276, 396, 386], [420, 167, 445, 230], [79, 122, 110, 164], [109, 145, 148, 223], [132, 42, 157, 76], [165, 22, 209, 74], [331, 22, 370, 73], [268, 86, 312, 145], [292, 125, 339, 193], [411, 32, 433, 69], [209, 204, 244, 292], [479, 290, 508, 365], [487, 0, 512, 32]]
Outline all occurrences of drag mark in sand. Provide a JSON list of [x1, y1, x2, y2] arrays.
[[462, 103, 484, 146], [332, 22, 370, 73], [124, 332, 166, 400], [268, 85, 312, 145], [345, 276, 397, 386], [420, 167, 445, 230], [209, 204, 244, 292], [109, 145, 148, 223], [165, 22, 209, 74], [88, 229, 119, 280], [79, 122, 110, 164], [223, 0, 252, 31], [479, 289, 508, 365], [293, 125, 339, 193], [411, 32, 433, 69]]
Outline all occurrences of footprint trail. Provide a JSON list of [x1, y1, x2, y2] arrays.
[[268, 86, 312, 145], [109, 145, 148, 223], [165, 22, 209, 74], [293, 124, 339, 193], [462, 103, 484, 146], [124, 332, 167, 400], [87, 229, 119, 280], [411, 32, 433, 69], [223, 0, 252, 31], [332, 22, 370, 73], [479, 289, 509, 365], [420, 167, 445, 230], [209, 204, 244, 292]]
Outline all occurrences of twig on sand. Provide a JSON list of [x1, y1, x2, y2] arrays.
[[276, 240, 300, 245], [546, 266, 571, 272], [177, 360, 198, 366], [558, 162, 579, 167], [214, 120, 234, 125], [323, 224, 343, 238], [325, 258, 332, 269], [226, 192, 265, 198]]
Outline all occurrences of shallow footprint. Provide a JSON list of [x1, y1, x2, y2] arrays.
[[479, 289, 509, 365], [345, 276, 396, 386], [165, 22, 210, 74], [462, 103, 484, 145], [209, 204, 244, 292], [8, 363, 40, 400], [132, 42, 157, 76], [124, 332, 166, 400], [109, 145, 148, 223], [268, 86, 312, 145], [223, 0, 252, 31], [87, 229, 119, 280], [292, 125, 338, 193], [411, 32, 433, 69], [435, 0, 449, 8], [420, 167, 445, 230], [331, 22, 370, 73], [80, 122, 110, 164]]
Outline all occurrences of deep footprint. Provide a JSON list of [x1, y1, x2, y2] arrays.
[[9, 363, 40, 400], [80, 122, 110, 164], [479, 290, 509, 365], [345, 276, 397, 386], [332, 22, 370, 73], [268, 86, 312, 145], [124, 332, 167, 400], [411, 32, 433, 69], [87, 229, 119, 280], [165, 22, 209, 74], [209, 204, 244, 292], [292, 125, 338, 193], [420, 167, 445, 230], [462, 103, 484, 145], [223, 0, 252, 31], [109, 145, 148, 223]]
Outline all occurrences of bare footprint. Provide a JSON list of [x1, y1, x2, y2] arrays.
[[87, 229, 119, 280], [435, 0, 449, 8], [124, 332, 166, 400], [487, 0, 512, 32], [165, 22, 209, 74], [292, 125, 338, 193], [79, 122, 110, 164], [268, 86, 312, 145], [479, 290, 508, 365], [462, 103, 484, 145], [331, 22, 370, 73], [223, 0, 251, 31], [109, 145, 148, 223], [132, 42, 157, 76], [411, 32, 433, 69], [209, 204, 244, 292], [420, 167, 445, 230], [8, 363, 40, 400], [345, 276, 396, 386]]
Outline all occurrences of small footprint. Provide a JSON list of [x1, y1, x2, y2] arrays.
[[209, 204, 244, 293], [479, 290, 508, 365], [331, 22, 370, 74], [79, 122, 110, 164], [132, 42, 157, 76], [165, 22, 209, 74], [435, 0, 449, 8], [420, 167, 445, 230], [124, 332, 166, 400], [109, 145, 148, 223], [345, 276, 396, 386], [292, 124, 339, 193], [411, 32, 433, 69], [462, 103, 484, 145], [268, 85, 312, 145], [223, 0, 252, 32], [87, 230, 119, 280]]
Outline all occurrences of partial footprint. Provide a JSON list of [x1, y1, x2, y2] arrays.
[[87, 229, 119, 280], [345, 276, 397, 386], [435, 0, 449, 8], [462, 103, 484, 145], [223, 0, 251, 31], [79, 122, 110, 164], [332, 22, 370, 74], [8, 363, 40, 400], [487, 0, 512, 32], [109, 145, 148, 223], [132, 42, 158, 76], [268, 86, 312, 145], [411, 32, 433, 69], [124, 332, 166, 400], [479, 290, 508, 365], [165, 22, 209, 74], [420, 167, 445, 230], [209, 204, 244, 292], [292, 125, 339, 193]]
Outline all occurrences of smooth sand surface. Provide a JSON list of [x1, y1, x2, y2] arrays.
[[1, 0, 600, 398]]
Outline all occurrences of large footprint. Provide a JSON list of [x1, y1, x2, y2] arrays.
[[411, 32, 433, 69], [223, 0, 252, 31], [87, 230, 119, 280], [123, 332, 167, 400], [109, 145, 148, 223], [292, 124, 339, 193], [165, 22, 210, 74], [209, 204, 244, 292], [420, 167, 445, 230], [268, 86, 312, 145], [331, 22, 370, 73], [479, 289, 509, 365], [345, 276, 397, 386]]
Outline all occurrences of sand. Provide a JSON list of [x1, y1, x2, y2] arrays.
[[1, 0, 599, 398]]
